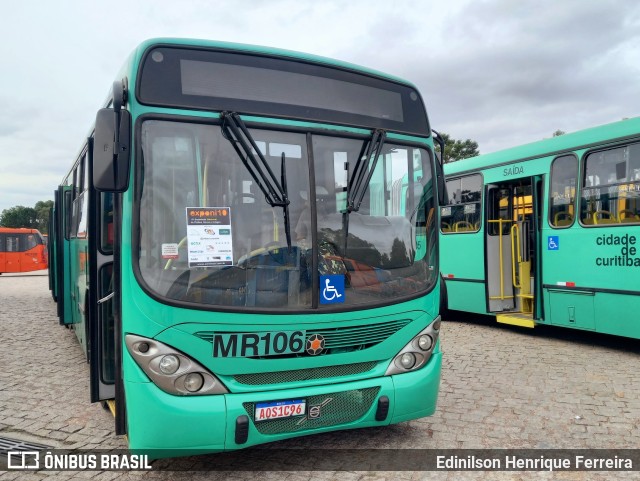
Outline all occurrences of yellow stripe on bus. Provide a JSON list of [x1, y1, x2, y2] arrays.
[[496, 314, 535, 328]]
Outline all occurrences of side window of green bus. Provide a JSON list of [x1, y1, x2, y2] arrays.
[[71, 152, 89, 239], [100, 193, 114, 254], [549, 155, 577, 228], [441, 174, 482, 233], [581, 143, 640, 226]]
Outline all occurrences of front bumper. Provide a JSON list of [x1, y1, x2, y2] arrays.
[[125, 351, 441, 456]]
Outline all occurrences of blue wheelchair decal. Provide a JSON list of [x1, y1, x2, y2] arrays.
[[320, 275, 345, 304], [548, 236, 559, 250]]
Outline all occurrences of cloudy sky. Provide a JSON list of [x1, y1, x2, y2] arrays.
[[1, 0, 639, 213]]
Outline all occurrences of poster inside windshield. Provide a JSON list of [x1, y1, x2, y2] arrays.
[[186, 207, 234, 267]]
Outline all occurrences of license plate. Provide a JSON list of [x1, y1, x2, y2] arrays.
[[255, 399, 306, 422]]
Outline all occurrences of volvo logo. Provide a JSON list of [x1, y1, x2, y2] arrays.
[[296, 398, 333, 425]]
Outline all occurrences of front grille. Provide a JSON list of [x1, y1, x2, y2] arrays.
[[234, 361, 377, 385], [315, 320, 410, 349], [194, 318, 410, 355], [243, 387, 380, 435]]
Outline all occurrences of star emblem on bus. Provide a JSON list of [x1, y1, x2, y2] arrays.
[[306, 334, 325, 356]]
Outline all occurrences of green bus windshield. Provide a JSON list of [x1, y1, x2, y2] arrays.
[[136, 120, 437, 310]]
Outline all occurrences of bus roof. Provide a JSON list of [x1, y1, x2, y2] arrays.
[[445, 116, 640, 176]]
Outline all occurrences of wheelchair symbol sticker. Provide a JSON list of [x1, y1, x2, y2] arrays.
[[548, 236, 559, 250], [320, 275, 345, 304]]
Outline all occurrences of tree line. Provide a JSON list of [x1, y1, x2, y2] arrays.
[[0, 200, 53, 234]]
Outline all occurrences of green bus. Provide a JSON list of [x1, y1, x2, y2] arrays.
[[440, 117, 640, 338], [51, 38, 445, 455]]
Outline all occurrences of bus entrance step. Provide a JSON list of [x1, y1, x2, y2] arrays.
[[496, 313, 535, 328]]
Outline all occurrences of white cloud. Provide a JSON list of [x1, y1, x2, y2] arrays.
[[1, 0, 639, 212]]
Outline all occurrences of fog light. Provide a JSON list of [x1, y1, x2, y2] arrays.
[[159, 354, 180, 374], [184, 373, 204, 392], [433, 319, 441, 330], [138, 342, 150, 353], [417, 335, 433, 351], [399, 352, 416, 369]]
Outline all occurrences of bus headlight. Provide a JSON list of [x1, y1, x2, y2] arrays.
[[399, 352, 416, 369], [125, 334, 228, 396], [385, 316, 440, 375], [417, 335, 433, 351], [159, 355, 180, 374], [184, 373, 205, 392]]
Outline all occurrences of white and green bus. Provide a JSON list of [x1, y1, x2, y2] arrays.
[[440, 117, 640, 338], [52, 38, 445, 456]]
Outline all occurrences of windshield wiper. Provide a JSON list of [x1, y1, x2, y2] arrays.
[[342, 129, 386, 253], [221, 112, 291, 250], [346, 129, 387, 213], [280, 152, 292, 250]]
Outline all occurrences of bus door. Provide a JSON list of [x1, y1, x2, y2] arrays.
[[88, 187, 116, 403], [61, 187, 74, 325], [485, 184, 515, 313], [485, 178, 539, 327]]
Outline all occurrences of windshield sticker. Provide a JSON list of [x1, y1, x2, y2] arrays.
[[161, 243, 179, 260], [320, 274, 345, 304], [186, 207, 234, 267]]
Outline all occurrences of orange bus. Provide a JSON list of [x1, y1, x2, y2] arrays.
[[0, 227, 48, 274]]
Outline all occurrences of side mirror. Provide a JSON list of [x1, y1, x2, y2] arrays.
[[432, 130, 448, 206], [93, 108, 131, 192]]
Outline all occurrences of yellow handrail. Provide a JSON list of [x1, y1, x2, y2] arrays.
[[510, 223, 521, 289]]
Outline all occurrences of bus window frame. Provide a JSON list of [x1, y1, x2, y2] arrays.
[[131, 112, 439, 315], [579, 141, 640, 228], [440, 172, 483, 235], [487, 185, 514, 237], [71, 149, 89, 239], [548, 154, 578, 230]]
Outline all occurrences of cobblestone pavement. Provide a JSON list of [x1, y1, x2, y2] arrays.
[[1, 272, 639, 480]]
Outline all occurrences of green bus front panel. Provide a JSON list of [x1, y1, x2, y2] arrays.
[[119, 257, 441, 452], [124, 350, 441, 453]]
